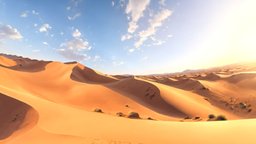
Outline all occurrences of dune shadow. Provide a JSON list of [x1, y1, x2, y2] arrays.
[[104, 78, 186, 118], [0, 93, 38, 140], [70, 64, 117, 84]]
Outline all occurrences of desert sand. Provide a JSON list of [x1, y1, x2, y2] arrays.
[[1, 53, 256, 144]]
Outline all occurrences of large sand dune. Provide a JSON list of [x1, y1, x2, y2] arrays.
[[0, 54, 256, 144]]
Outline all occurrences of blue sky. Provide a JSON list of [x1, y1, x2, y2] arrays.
[[0, 0, 256, 74]]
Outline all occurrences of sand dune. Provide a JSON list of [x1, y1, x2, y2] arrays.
[[71, 63, 118, 83], [107, 77, 186, 118], [0, 55, 16, 67], [0, 54, 256, 143], [0, 93, 38, 140]]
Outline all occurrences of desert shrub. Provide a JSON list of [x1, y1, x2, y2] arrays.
[[215, 115, 227, 121], [147, 117, 154, 120], [208, 114, 216, 119], [194, 116, 200, 120], [94, 108, 103, 113], [127, 112, 140, 119]]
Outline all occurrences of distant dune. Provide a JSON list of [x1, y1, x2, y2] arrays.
[[1, 53, 256, 144]]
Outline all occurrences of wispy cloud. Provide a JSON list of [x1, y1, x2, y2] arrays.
[[66, 0, 82, 21], [60, 38, 91, 51], [125, 0, 150, 34], [68, 13, 81, 21], [31, 10, 39, 15], [42, 41, 49, 45], [20, 11, 28, 18], [20, 10, 40, 18], [58, 48, 91, 61], [57, 29, 92, 61], [134, 9, 172, 48], [121, 34, 132, 41], [0, 24, 23, 40], [39, 23, 52, 33]]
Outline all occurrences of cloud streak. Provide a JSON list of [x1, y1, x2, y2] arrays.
[[68, 13, 81, 21], [125, 0, 150, 34], [135, 9, 172, 48]]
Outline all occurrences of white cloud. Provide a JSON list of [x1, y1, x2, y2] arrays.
[[20, 10, 39, 18], [68, 13, 81, 20], [128, 48, 135, 52], [39, 23, 52, 33], [20, 11, 28, 18], [58, 48, 91, 61], [57, 36, 92, 61], [121, 34, 132, 41], [60, 38, 91, 51], [112, 1, 115, 7], [0, 24, 23, 40], [135, 9, 172, 48], [42, 42, 49, 45], [72, 29, 81, 38], [31, 10, 39, 15], [125, 0, 150, 33]]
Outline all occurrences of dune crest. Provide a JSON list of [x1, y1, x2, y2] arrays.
[[71, 63, 118, 83]]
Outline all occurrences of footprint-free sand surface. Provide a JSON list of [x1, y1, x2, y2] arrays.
[[1, 54, 256, 144]]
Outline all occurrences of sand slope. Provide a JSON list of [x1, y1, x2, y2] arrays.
[[0, 54, 256, 144]]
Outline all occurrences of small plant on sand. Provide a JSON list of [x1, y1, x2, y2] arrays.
[[208, 114, 227, 121], [194, 116, 200, 120], [215, 115, 227, 121], [127, 112, 140, 119], [147, 117, 155, 120], [94, 108, 103, 113], [208, 114, 216, 119]]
